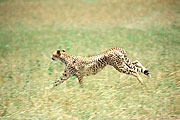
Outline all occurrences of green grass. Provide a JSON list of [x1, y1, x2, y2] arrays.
[[0, 0, 180, 119]]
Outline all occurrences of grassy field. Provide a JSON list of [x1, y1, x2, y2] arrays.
[[0, 0, 180, 119]]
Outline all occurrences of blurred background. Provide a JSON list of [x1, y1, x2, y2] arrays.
[[0, 0, 180, 119]]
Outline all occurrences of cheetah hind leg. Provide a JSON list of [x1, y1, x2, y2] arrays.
[[132, 60, 151, 78], [113, 65, 144, 85], [131, 71, 144, 85]]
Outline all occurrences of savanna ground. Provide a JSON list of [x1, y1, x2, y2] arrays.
[[0, 0, 180, 119]]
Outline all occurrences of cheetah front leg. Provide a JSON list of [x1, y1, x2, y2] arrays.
[[76, 74, 83, 87], [54, 70, 70, 87]]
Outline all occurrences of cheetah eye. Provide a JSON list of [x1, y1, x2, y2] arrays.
[[62, 49, 66, 52]]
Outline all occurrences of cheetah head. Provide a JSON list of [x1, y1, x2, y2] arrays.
[[51, 49, 65, 61]]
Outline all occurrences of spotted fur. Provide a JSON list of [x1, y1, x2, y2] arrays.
[[51, 48, 151, 87]]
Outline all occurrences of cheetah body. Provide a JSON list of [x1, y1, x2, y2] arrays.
[[51, 48, 150, 87]]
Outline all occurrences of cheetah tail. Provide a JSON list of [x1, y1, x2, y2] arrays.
[[125, 58, 151, 78]]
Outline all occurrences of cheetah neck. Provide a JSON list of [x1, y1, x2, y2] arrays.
[[59, 53, 74, 65]]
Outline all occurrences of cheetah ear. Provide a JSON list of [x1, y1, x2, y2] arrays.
[[57, 50, 61, 55], [62, 49, 66, 52]]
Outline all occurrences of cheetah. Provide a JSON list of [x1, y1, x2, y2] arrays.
[[51, 48, 151, 87]]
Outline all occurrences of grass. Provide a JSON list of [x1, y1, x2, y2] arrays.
[[0, 0, 180, 119]]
